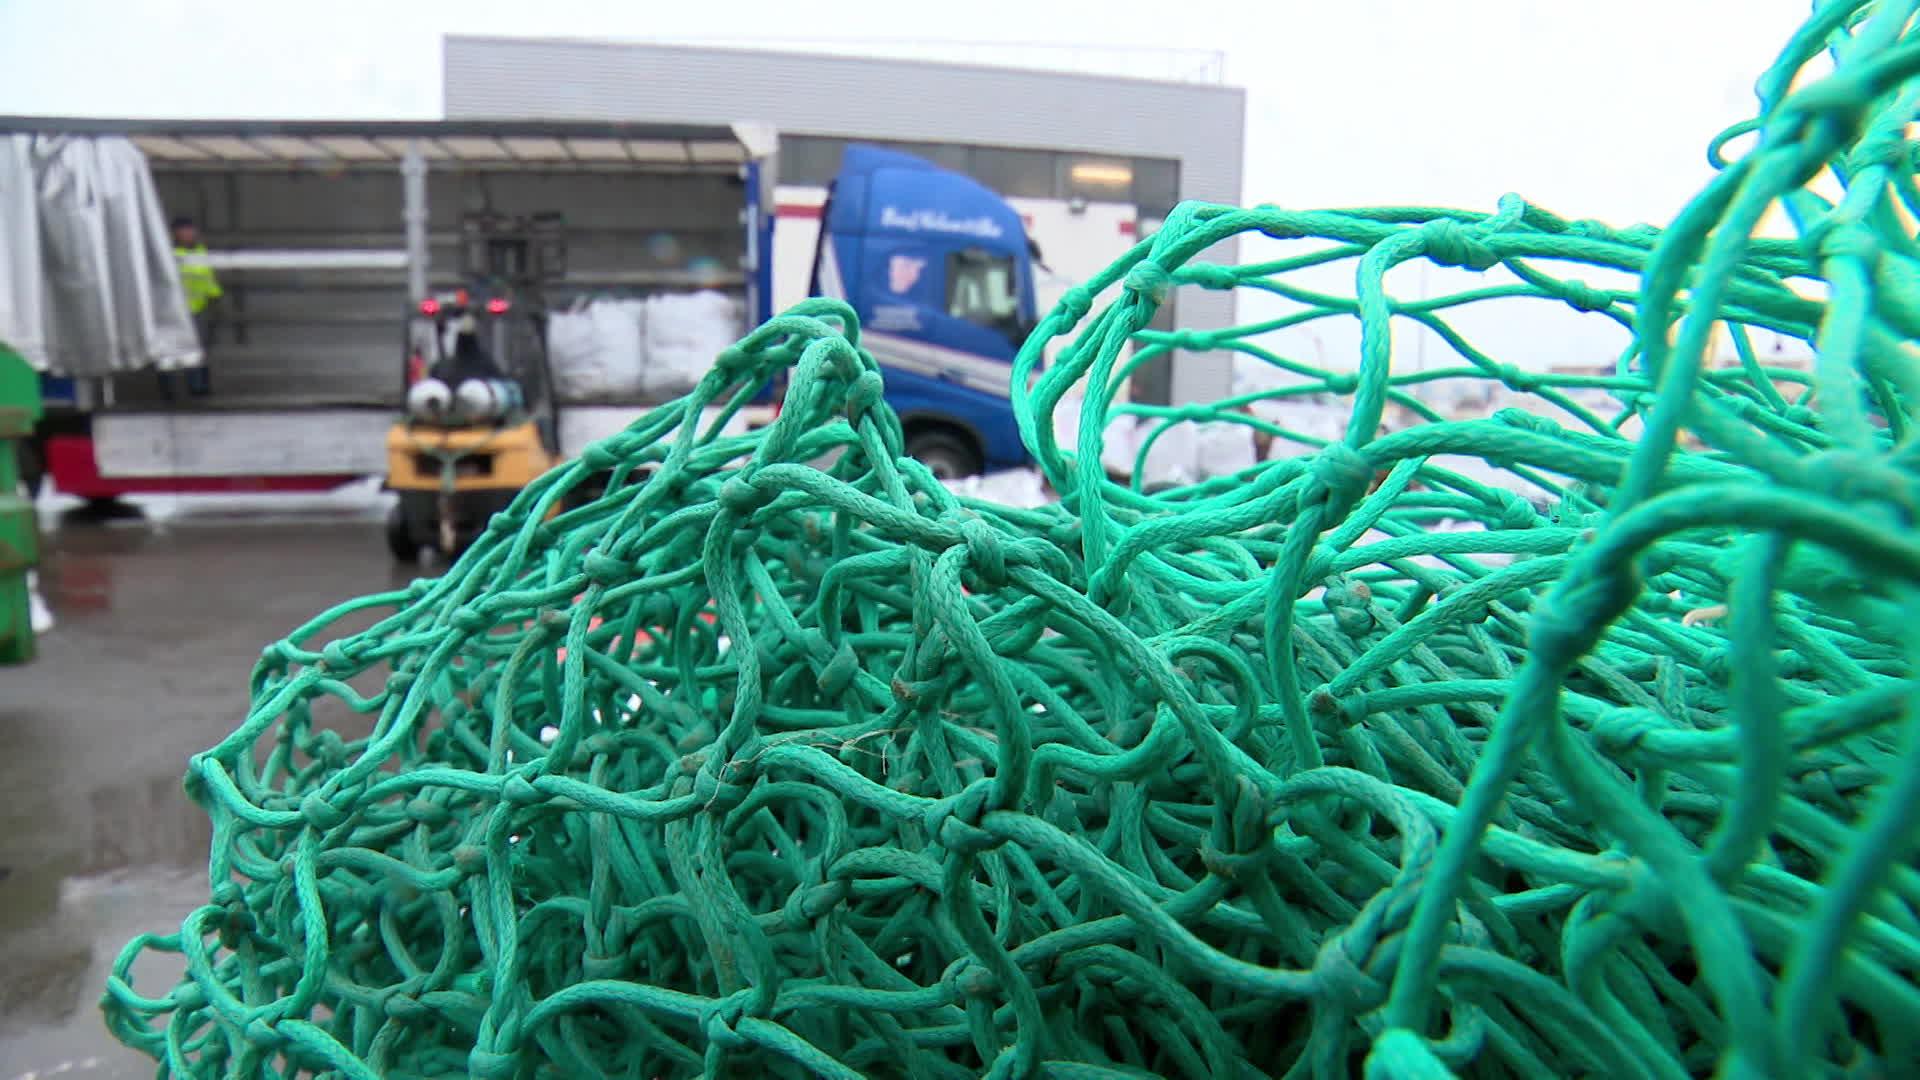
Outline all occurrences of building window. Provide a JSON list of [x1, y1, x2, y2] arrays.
[[966, 147, 1056, 199], [1131, 157, 1181, 217], [870, 139, 970, 173], [1060, 156, 1136, 201], [778, 135, 848, 187]]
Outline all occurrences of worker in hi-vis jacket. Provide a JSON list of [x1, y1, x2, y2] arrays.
[[169, 215, 222, 398]]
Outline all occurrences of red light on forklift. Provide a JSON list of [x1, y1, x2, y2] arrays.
[[486, 297, 510, 315], [419, 298, 441, 316]]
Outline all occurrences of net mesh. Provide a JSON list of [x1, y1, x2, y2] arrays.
[[105, 5, 1920, 1077]]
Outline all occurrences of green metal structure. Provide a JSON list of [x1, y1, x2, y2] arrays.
[[0, 346, 41, 664]]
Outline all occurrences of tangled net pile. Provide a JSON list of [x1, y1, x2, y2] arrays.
[[107, 6, 1920, 1078]]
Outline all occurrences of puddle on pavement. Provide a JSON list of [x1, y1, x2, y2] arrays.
[[2, 513, 410, 1077]]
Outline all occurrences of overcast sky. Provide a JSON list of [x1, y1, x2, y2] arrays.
[[3, 0, 1814, 229]]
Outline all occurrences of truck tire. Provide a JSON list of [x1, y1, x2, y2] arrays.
[[905, 429, 983, 480], [386, 504, 424, 562]]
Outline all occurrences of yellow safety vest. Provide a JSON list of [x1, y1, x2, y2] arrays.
[[175, 244, 223, 314]]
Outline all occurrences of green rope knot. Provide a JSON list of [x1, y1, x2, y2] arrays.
[[939, 956, 998, 998], [713, 344, 751, 373], [177, 759, 207, 806], [405, 796, 449, 826], [500, 772, 543, 805], [700, 994, 755, 1052], [1698, 646, 1734, 686], [1170, 330, 1222, 352], [1492, 407, 1560, 434], [1484, 488, 1540, 531], [1781, 404, 1818, 427], [299, 790, 351, 831], [451, 844, 486, 875], [1419, 219, 1500, 271], [1591, 708, 1669, 758], [1529, 565, 1640, 662], [382, 989, 431, 1023], [307, 729, 348, 768], [1308, 685, 1341, 719], [218, 902, 255, 950], [846, 369, 886, 420], [923, 779, 1002, 857], [688, 764, 749, 815], [1558, 278, 1614, 313], [1055, 286, 1094, 324], [1257, 217, 1304, 241], [1124, 261, 1173, 304], [954, 514, 1012, 587], [1323, 372, 1361, 395], [581, 952, 625, 980], [1306, 443, 1374, 520], [448, 606, 493, 635], [719, 474, 773, 515], [1326, 580, 1378, 638], [1313, 929, 1388, 1013], [318, 639, 358, 672], [257, 640, 295, 672], [817, 641, 861, 697], [467, 1047, 519, 1079], [578, 441, 620, 474], [1177, 263, 1240, 289], [581, 550, 628, 585], [243, 1017, 289, 1052], [780, 877, 851, 927], [1495, 364, 1540, 392], [1816, 223, 1877, 261]]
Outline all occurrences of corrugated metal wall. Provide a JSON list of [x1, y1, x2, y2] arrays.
[[442, 36, 1245, 404]]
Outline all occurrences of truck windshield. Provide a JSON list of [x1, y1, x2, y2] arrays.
[[946, 249, 1024, 345]]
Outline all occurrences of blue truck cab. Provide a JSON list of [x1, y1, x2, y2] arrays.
[[812, 145, 1038, 477]]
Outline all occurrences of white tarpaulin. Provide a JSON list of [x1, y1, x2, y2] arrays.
[[0, 134, 201, 375]]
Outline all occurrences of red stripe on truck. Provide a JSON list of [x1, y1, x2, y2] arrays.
[[776, 203, 823, 219]]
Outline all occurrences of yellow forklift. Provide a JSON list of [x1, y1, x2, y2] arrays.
[[386, 213, 571, 559]]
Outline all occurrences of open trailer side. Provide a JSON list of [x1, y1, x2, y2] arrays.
[[1, 117, 776, 497]]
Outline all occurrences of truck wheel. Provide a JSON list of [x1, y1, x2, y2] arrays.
[[905, 429, 983, 480], [386, 504, 424, 562]]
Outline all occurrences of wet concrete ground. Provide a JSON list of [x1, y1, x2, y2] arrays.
[[0, 494, 411, 1078]]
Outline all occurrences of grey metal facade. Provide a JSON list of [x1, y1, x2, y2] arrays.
[[442, 36, 1246, 404]]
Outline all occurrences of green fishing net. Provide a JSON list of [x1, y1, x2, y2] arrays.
[[104, 4, 1920, 1077]]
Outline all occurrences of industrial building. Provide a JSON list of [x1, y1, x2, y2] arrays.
[[442, 36, 1247, 406]]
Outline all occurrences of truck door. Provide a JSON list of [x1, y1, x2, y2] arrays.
[[813, 145, 1038, 475]]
